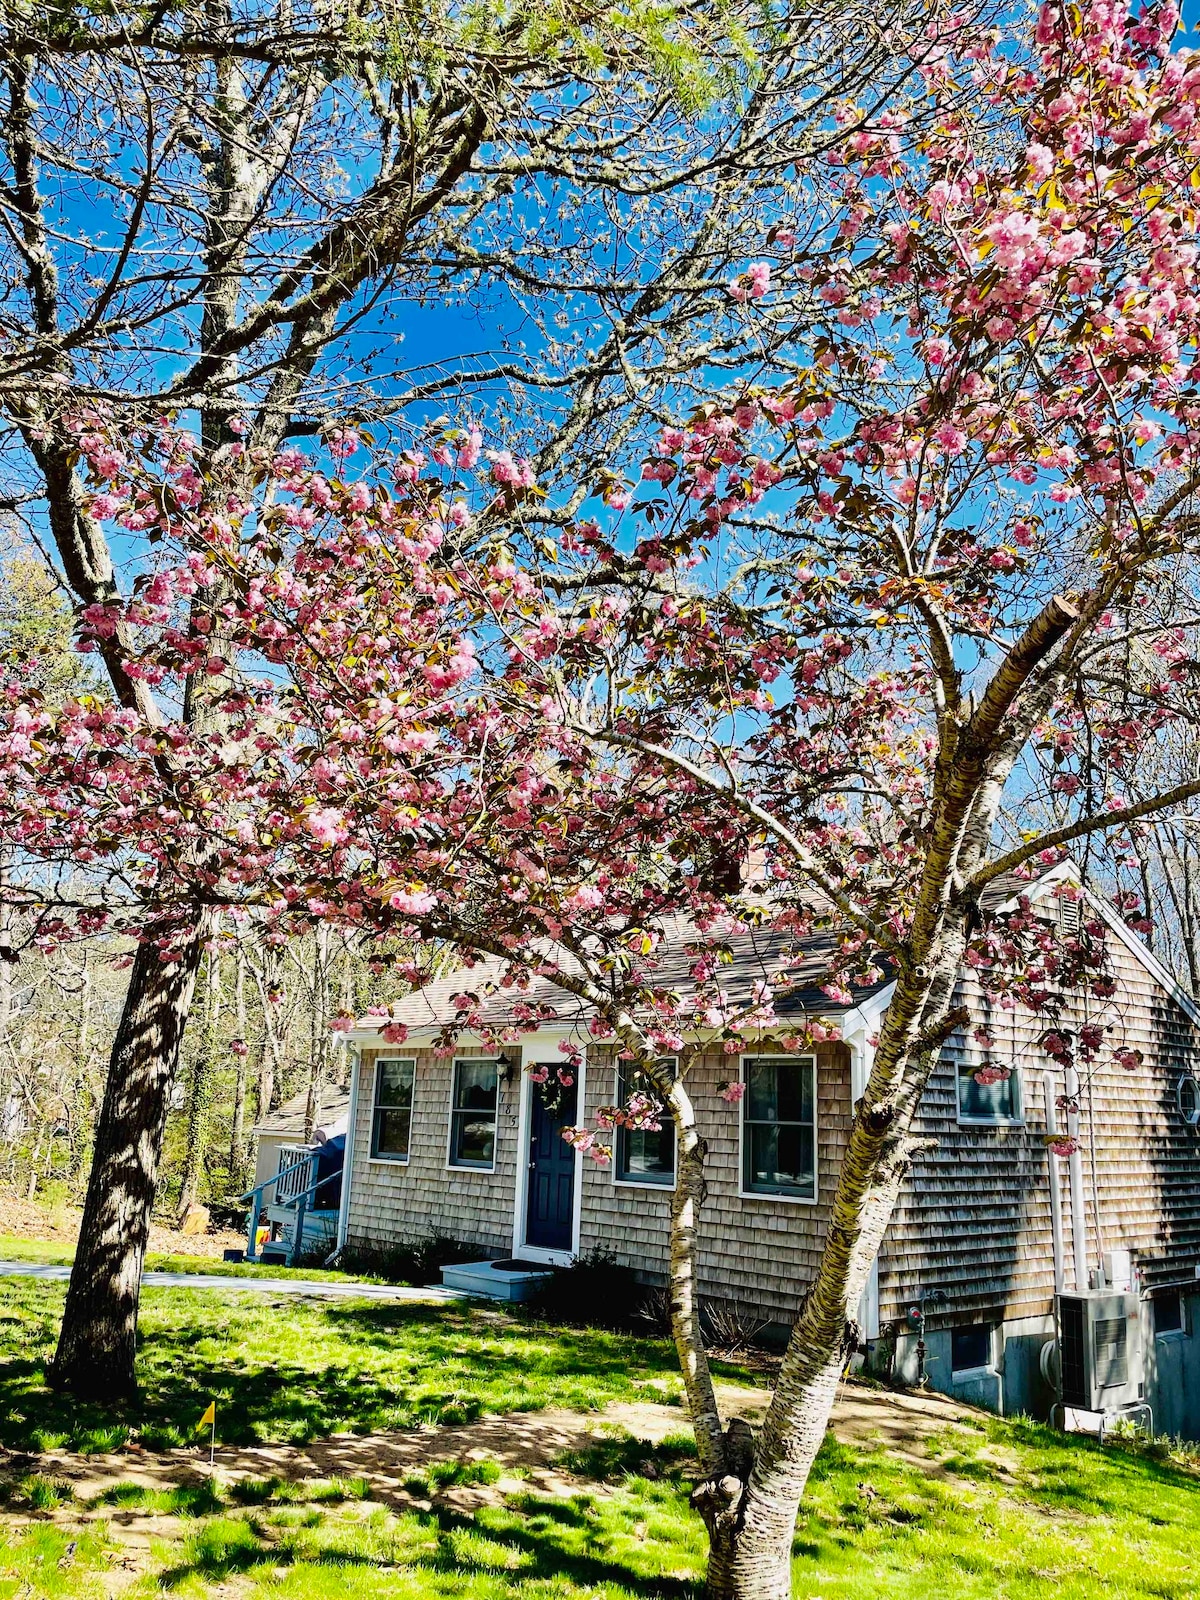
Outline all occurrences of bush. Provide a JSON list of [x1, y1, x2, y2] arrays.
[[339, 1234, 481, 1285], [528, 1251, 647, 1331]]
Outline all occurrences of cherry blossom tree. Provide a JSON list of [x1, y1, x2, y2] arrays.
[[9, 4, 1200, 1595], [2, 0, 974, 1396]]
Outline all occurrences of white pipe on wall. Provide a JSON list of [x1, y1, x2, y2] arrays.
[[1065, 1062, 1088, 1290], [1043, 1071, 1065, 1296]]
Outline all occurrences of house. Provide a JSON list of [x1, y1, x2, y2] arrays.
[[330, 866, 1200, 1438], [246, 1085, 350, 1260]]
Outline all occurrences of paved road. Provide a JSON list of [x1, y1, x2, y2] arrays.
[[0, 1259, 467, 1302]]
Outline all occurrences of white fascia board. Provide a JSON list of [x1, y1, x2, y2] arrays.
[[341, 1025, 574, 1052], [839, 983, 896, 1043]]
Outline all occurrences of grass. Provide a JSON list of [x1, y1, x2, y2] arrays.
[[0, 1234, 383, 1283], [3, 1284, 1199, 1598], [0, 1279, 685, 1455], [3, 1412, 1200, 1600]]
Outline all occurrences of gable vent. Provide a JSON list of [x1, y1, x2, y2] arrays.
[[1058, 897, 1082, 936]]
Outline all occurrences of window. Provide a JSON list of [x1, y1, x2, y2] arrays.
[[449, 1058, 499, 1169], [371, 1058, 415, 1161], [1177, 1074, 1200, 1128], [951, 1324, 992, 1374], [1155, 1290, 1185, 1337], [614, 1060, 675, 1186], [741, 1056, 816, 1200], [957, 1058, 1021, 1125]]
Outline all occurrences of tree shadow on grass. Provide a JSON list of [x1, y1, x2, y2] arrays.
[[154, 1496, 701, 1599], [0, 1295, 681, 1456]]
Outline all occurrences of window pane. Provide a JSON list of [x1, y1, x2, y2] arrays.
[[958, 1064, 1017, 1122], [372, 1106, 411, 1160], [454, 1060, 497, 1111], [377, 1058, 414, 1108], [951, 1325, 991, 1372], [746, 1059, 779, 1122], [774, 1061, 813, 1124], [746, 1124, 813, 1196], [619, 1126, 674, 1183], [452, 1111, 495, 1167], [742, 1059, 816, 1197], [615, 1064, 675, 1184]]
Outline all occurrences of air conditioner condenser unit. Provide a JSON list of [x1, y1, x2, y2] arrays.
[[1055, 1290, 1144, 1413]]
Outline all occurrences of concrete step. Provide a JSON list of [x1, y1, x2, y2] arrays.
[[440, 1258, 555, 1302]]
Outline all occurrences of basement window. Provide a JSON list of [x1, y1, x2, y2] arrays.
[[1155, 1291, 1185, 1338], [951, 1324, 993, 1376]]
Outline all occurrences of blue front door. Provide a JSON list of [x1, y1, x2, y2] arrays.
[[525, 1077, 578, 1251]]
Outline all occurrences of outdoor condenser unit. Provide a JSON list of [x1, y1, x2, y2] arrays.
[[1055, 1290, 1144, 1412]]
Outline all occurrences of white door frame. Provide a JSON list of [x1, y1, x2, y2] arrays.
[[511, 1038, 584, 1266]]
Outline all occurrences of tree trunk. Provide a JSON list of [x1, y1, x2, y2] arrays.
[[303, 924, 329, 1141], [686, 934, 968, 1600], [176, 942, 221, 1221], [50, 926, 205, 1399], [228, 943, 249, 1186], [701, 1365, 843, 1600], [250, 946, 284, 1119]]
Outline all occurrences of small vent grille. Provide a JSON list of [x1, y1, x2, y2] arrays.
[[1094, 1316, 1128, 1390], [1058, 897, 1082, 936], [1059, 1296, 1087, 1406]]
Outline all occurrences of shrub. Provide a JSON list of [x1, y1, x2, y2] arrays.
[[339, 1234, 481, 1285], [528, 1251, 645, 1330]]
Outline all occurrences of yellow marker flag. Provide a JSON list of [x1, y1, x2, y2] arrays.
[[198, 1401, 216, 1430]]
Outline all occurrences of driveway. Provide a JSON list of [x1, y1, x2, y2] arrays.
[[0, 1259, 465, 1303]]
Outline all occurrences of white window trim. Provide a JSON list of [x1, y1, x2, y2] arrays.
[[955, 1049, 1025, 1129], [612, 1057, 678, 1192], [445, 1056, 501, 1173], [370, 1056, 416, 1164], [738, 1053, 819, 1206]]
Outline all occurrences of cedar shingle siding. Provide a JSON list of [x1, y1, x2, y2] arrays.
[[578, 1043, 852, 1320], [347, 1045, 518, 1257], [883, 944, 1200, 1336]]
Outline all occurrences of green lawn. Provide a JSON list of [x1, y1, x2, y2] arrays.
[[2, 1281, 1199, 1599], [2, 1416, 1199, 1600], [0, 1280, 685, 1454]]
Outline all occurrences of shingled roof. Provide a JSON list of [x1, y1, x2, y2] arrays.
[[350, 867, 1068, 1041], [252, 1084, 352, 1141]]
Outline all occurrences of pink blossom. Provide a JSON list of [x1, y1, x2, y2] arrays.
[[305, 806, 348, 846], [386, 885, 436, 916]]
